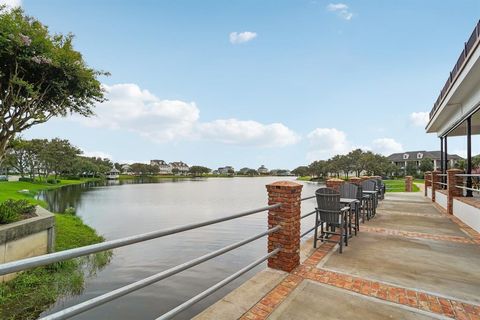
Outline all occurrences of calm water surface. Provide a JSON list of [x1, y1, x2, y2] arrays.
[[39, 177, 320, 320]]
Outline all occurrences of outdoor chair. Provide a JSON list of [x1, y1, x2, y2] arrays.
[[339, 182, 360, 236], [361, 179, 377, 220], [314, 187, 350, 253], [375, 178, 385, 200]]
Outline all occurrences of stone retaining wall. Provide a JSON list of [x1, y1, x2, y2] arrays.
[[0, 206, 55, 282]]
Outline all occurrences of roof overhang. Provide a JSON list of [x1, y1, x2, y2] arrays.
[[426, 21, 480, 137]]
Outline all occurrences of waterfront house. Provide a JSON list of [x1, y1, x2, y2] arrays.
[[257, 165, 269, 175], [387, 151, 463, 171], [425, 20, 480, 232], [106, 167, 120, 180], [169, 161, 189, 175], [150, 160, 173, 174], [121, 164, 132, 175], [218, 166, 234, 175]]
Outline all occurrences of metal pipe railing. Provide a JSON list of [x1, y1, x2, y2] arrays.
[[300, 195, 316, 201], [455, 185, 480, 192], [156, 248, 281, 320], [301, 226, 317, 238], [301, 209, 316, 219], [0, 203, 281, 276], [39, 226, 281, 320]]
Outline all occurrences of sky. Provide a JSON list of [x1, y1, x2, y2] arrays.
[[3, 0, 480, 169]]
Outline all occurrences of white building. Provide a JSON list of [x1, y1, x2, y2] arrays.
[[150, 160, 173, 174], [258, 165, 269, 175], [106, 167, 120, 180], [218, 166, 234, 175], [169, 161, 189, 175]]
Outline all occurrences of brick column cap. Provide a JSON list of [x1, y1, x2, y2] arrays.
[[326, 178, 344, 182], [446, 168, 463, 173], [266, 180, 302, 189]]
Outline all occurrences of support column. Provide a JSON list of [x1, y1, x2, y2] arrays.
[[444, 136, 448, 173], [405, 176, 413, 192], [431, 170, 440, 202], [466, 116, 473, 197], [326, 178, 344, 191], [349, 177, 362, 186], [424, 171, 431, 197], [440, 137, 444, 174], [447, 169, 463, 215], [266, 181, 302, 272]]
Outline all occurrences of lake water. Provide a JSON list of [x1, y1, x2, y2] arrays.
[[39, 177, 320, 320]]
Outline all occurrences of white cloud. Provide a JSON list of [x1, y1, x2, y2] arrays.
[[198, 119, 299, 147], [326, 3, 353, 20], [76, 83, 200, 142], [1, 0, 21, 8], [410, 112, 429, 127], [306, 128, 404, 160], [306, 128, 351, 161], [371, 138, 403, 155], [229, 31, 257, 44], [74, 83, 298, 148]]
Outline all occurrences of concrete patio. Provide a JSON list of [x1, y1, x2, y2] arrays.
[[196, 191, 480, 320]]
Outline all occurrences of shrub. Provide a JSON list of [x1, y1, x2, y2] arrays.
[[18, 177, 34, 182], [63, 207, 76, 215], [0, 199, 36, 224], [47, 178, 60, 184]]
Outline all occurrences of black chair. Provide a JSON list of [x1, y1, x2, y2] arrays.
[[361, 179, 377, 219], [339, 182, 360, 236], [314, 188, 350, 253]]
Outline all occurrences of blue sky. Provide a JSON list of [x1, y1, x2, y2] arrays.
[[5, 0, 480, 169]]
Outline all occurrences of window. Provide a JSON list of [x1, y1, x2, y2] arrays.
[[417, 153, 423, 159], [403, 154, 409, 160]]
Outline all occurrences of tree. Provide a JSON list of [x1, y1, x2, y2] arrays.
[[0, 8, 106, 161], [405, 162, 418, 177], [189, 166, 211, 176], [291, 166, 309, 177], [39, 138, 81, 179], [419, 157, 434, 173]]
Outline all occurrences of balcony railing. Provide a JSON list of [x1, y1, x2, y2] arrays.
[[429, 20, 480, 120]]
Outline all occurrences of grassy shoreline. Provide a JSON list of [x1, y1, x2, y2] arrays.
[[0, 178, 109, 320]]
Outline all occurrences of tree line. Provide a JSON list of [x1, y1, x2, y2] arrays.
[[292, 149, 400, 179]]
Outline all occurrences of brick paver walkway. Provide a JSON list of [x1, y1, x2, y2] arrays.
[[240, 193, 480, 320]]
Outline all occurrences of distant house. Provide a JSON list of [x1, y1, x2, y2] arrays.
[[106, 167, 120, 180], [387, 151, 463, 171], [258, 165, 269, 175], [218, 166, 234, 175], [169, 161, 189, 175], [121, 164, 132, 175], [270, 169, 291, 176], [150, 160, 173, 174]]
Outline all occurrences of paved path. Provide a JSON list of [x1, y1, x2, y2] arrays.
[[239, 192, 480, 320]]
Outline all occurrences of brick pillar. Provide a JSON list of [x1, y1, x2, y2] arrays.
[[431, 170, 440, 202], [424, 171, 431, 197], [266, 181, 302, 272], [326, 178, 344, 191], [447, 169, 463, 215], [405, 176, 413, 192], [349, 177, 362, 185]]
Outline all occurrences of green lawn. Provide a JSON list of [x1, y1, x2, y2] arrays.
[[384, 179, 420, 192], [0, 178, 109, 320], [0, 178, 99, 205], [296, 176, 312, 181]]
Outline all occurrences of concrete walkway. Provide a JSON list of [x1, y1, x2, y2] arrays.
[[196, 191, 480, 320]]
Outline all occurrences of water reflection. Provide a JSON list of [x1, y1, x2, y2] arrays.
[[38, 177, 321, 320]]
